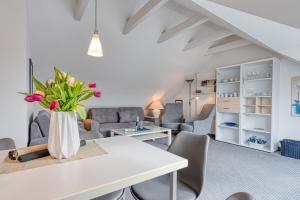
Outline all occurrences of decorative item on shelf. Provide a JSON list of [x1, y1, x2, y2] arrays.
[[247, 136, 267, 149], [201, 79, 216, 93], [20, 67, 101, 159], [223, 122, 238, 127], [87, 0, 103, 57], [291, 76, 300, 116], [149, 100, 164, 118]]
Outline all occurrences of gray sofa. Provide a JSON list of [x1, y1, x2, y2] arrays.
[[29, 110, 103, 146], [88, 107, 155, 137]]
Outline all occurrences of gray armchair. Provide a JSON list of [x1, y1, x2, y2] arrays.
[[161, 103, 184, 131], [29, 110, 103, 146], [181, 104, 216, 134]]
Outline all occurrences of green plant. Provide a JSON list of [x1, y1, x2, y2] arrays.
[[21, 67, 101, 119]]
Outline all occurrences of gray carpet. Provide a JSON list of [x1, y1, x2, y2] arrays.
[[122, 138, 300, 200]]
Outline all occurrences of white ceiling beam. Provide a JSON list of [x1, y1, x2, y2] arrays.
[[183, 31, 233, 51], [73, 0, 90, 21], [123, 0, 169, 34], [157, 16, 208, 43], [205, 39, 251, 55]]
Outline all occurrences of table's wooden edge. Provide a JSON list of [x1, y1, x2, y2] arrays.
[[61, 159, 188, 200]]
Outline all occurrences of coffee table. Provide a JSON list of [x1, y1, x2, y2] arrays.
[[110, 125, 172, 145]]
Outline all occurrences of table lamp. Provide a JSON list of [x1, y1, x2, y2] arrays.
[[149, 101, 164, 118]]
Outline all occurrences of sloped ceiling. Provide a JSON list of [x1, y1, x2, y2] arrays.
[[208, 0, 300, 30], [27, 0, 273, 108], [191, 0, 300, 63]]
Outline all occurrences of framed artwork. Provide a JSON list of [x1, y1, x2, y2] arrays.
[[29, 58, 34, 94], [291, 76, 300, 117]]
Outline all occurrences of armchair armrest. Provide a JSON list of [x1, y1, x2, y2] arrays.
[[144, 116, 160, 126], [193, 118, 212, 135]]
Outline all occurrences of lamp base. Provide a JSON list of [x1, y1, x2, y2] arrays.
[[152, 109, 160, 118]]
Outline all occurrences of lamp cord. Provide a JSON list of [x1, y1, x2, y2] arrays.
[[94, 0, 98, 32]]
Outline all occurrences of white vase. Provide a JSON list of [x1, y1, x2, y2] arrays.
[[48, 112, 80, 159]]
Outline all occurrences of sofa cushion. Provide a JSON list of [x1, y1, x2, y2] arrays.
[[119, 107, 144, 121], [119, 110, 138, 123], [36, 110, 51, 137], [89, 108, 119, 124]]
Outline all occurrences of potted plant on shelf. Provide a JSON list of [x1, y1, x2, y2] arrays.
[[21, 67, 101, 159]]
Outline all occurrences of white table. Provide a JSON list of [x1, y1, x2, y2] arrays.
[[110, 125, 172, 146], [0, 136, 187, 200]]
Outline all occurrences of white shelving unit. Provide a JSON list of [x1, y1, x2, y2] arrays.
[[216, 58, 279, 152]]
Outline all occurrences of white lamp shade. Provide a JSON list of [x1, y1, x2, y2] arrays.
[[87, 32, 103, 57], [149, 101, 164, 110]]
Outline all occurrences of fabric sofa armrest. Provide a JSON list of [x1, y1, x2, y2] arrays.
[[78, 119, 99, 131], [90, 119, 100, 131]]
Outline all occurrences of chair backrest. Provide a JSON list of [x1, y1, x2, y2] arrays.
[[0, 138, 16, 151], [168, 131, 209, 197], [35, 110, 51, 137], [226, 192, 255, 200], [162, 103, 183, 122], [198, 104, 215, 120]]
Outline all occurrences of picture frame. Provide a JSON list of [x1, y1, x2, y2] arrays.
[[291, 76, 300, 117]]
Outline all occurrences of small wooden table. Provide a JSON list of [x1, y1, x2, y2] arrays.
[[0, 136, 187, 200], [110, 125, 172, 146]]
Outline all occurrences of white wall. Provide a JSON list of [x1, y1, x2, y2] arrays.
[[278, 59, 300, 140], [0, 1, 29, 147]]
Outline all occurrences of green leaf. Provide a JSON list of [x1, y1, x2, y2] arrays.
[[62, 97, 77, 111], [33, 77, 46, 91], [56, 84, 66, 102], [75, 105, 86, 119], [39, 100, 49, 109], [54, 67, 62, 82], [79, 90, 94, 101]]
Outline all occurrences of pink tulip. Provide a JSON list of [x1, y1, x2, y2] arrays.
[[24, 95, 35, 102], [94, 91, 101, 98], [88, 82, 97, 88], [49, 100, 59, 110], [32, 93, 44, 101]]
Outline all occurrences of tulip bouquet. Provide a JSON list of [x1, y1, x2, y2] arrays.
[[21, 67, 101, 119]]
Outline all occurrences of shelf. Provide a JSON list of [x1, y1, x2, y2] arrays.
[[242, 128, 271, 134], [245, 96, 272, 98], [244, 78, 272, 82], [243, 105, 256, 107], [218, 81, 240, 85], [243, 113, 271, 116], [218, 125, 239, 130], [243, 143, 270, 152]]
